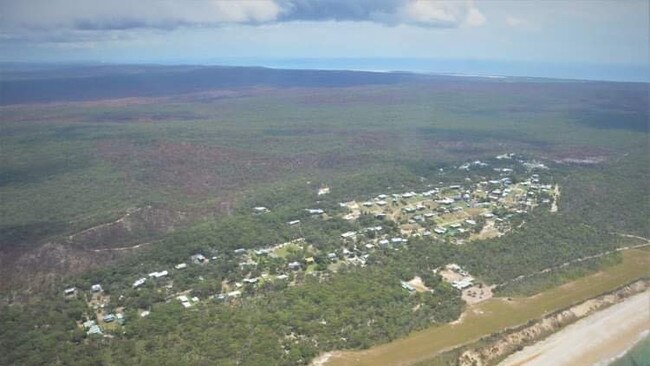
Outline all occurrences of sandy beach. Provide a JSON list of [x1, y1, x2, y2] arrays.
[[499, 290, 650, 366]]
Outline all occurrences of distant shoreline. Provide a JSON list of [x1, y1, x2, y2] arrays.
[[499, 290, 650, 366]]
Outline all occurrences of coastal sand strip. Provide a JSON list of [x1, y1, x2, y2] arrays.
[[499, 290, 650, 366]]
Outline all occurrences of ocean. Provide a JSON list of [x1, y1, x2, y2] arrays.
[[609, 332, 650, 366]]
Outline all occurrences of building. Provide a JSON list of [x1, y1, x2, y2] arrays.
[[400, 281, 415, 292], [87, 325, 103, 336], [175, 263, 188, 270], [103, 314, 116, 323], [133, 278, 147, 288], [191, 254, 207, 264], [64, 287, 77, 296], [90, 284, 103, 293], [452, 278, 474, 290], [148, 270, 168, 278], [253, 206, 269, 214]]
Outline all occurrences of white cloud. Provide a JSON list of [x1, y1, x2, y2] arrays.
[[505, 16, 525, 27], [465, 7, 486, 27], [399, 0, 486, 28]]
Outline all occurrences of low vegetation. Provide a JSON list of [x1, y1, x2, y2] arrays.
[[0, 66, 648, 365]]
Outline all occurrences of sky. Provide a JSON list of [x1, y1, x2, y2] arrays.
[[0, 0, 648, 81]]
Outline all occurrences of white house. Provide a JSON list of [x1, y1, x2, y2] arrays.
[[133, 278, 147, 288], [90, 284, 103, 293]]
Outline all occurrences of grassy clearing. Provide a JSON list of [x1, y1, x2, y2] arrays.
[[324, 249, 650, 366]]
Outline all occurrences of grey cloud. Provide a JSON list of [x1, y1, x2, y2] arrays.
[[277, 0, 400, 22], [0, 0, 486, 40]]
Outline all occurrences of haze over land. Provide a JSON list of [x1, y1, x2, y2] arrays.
[[0, 1, 648, 366]]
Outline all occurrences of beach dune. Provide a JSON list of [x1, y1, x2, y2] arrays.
[[499, 290, 650, 366]]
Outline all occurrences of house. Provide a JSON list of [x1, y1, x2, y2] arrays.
[[175, 263, 188, 270], [365, 226, 382, 232], [87, 325, 103, 336], [341, 231, 356, 239], [376, 200, 387, 206], [82, 320, 96, 329], [378, 239, 389, 247], [116, 313, 125, 325], [288, 261, 301, 270], [227, 290, 241, 298], [191, 254, 207, 264], [317, 187, 330, 195], [434, 227, 447, 235], [450, 223, 461, 229], [64, 287, 77, 296], [148, 270, 168, 278], [305, 208, 324, 215], [90, 284, 103, 293], [465, 219, 477, 226], [375, 213, 387, 219], [253, 206, 269, 214], [288, 220, 301, 226], [362, 201, 374, 207], [403, 206, 416, 213], [181, 301, 192, 308], [364, 243, 374, 250], [452, 278, 474, 290], [276, 274, 289, 280], [103, 314, 116, 323], [327, 253, 337, 261], [436, 198, 454, 205], [177, 295, 189, 302], [400, 281, 415, 292], [243, 277, 259, 284], [140, 311, 150, 318], [234, 248, 246, 255], [133, 278, 147, 288], [391, 237, 404, 244]]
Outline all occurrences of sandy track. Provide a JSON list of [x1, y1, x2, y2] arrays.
[[499, 290, 650, 366]]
